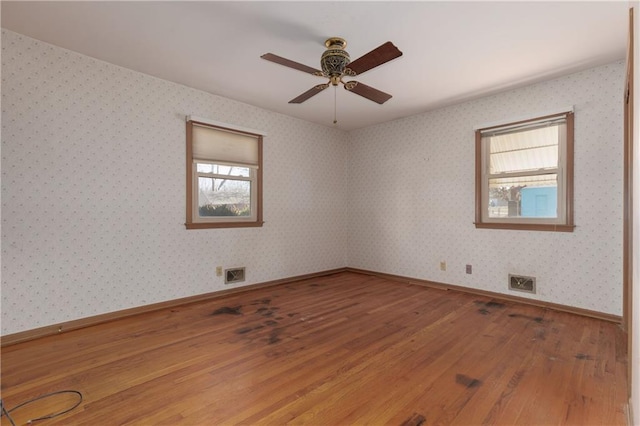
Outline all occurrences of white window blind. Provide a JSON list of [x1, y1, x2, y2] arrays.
[[484, 119, 565, 175], [192, 123, 259, 166]]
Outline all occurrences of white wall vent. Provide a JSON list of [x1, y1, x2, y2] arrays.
[[225, 267, 245, 284], [508, 274, 536, 294]]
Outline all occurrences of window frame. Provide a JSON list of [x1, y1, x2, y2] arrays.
[[474, 111, 575, 232], [185, 119, 264, 229]]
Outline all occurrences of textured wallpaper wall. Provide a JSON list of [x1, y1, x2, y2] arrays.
[[347, 61, 624, 315], [1, 30, 348, 335], [1, 29, 626, 335]]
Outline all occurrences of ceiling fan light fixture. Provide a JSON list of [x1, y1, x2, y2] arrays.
[[261, 37, 402, 108], [321, 37, 350, 82]]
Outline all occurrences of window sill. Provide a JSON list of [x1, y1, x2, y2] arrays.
[[474, 222, 575, 232], [185, 221, 264, 230]]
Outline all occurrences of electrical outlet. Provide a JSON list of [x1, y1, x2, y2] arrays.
[[440, 261, 446, 271], [466, 264, 472, 274], [216, 266, 222, 277]]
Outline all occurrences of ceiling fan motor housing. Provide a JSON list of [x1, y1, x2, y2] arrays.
[[321, 37, 350, 84]]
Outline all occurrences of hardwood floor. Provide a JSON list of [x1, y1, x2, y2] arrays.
[[0, 272, 628, 425]]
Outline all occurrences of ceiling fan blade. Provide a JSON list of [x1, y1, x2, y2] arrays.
[[289, 83, 330, 104], [345, 41, 403, 76], [344, 81, 392, 104], [261, 53, 322, 75]]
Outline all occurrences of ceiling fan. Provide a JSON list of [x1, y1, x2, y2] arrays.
[[261, 37, 403, 105]]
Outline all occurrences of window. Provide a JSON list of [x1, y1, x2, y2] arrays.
[[475, 111, 574, 232], [186, 118, 263, 229]]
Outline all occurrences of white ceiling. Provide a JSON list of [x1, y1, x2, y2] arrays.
[[1, 1, 629, 131]]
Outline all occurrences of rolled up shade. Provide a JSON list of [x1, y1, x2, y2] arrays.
[[486, 120, 565, 175], [191, 123, 259, 166]]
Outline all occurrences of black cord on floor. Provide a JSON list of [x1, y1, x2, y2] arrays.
[[1, 399, 16, 426], [1, 390, 82, 425]]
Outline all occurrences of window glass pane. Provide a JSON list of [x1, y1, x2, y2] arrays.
[[196, 163, 250, 177], [489, 125, 560, 174], [197, 163, 213, 173], [488, 174, 557, 219], [198, 177, 251, 217]]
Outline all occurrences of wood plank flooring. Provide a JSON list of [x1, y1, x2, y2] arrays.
[[0, 272, 628, 425]]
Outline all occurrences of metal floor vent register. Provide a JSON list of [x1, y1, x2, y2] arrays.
[[225, 267, 245, 284], [508, 274, 536, 294]]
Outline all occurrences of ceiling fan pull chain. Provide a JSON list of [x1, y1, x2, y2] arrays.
[[335, 86, 341, 124]]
